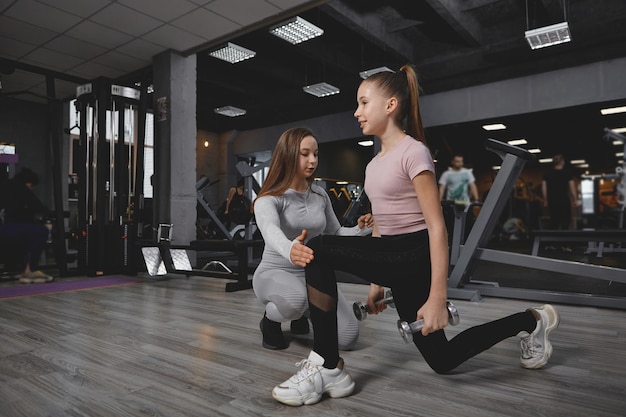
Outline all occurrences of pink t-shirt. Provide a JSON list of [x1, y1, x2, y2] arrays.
[[365, 135, 435, 236]]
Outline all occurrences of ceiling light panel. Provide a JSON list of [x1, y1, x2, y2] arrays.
[[209, 43, 256, 63], [525, 22, 571, 49], [214, 106, 246, 117], [359, 66, 394, 79], [302, 82, 340, 97], [270, 16, 324, 44], [482, 123, 506, 131], [507, 139, 527, 145], [601, 106, 626, 115]]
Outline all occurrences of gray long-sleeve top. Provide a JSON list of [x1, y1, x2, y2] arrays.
[[253, 185, 371, 271]]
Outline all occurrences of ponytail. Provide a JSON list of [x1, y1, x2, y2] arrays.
[[399, 65, 426, 145]]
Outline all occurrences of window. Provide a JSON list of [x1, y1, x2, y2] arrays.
[[143, 113, 154, 198]]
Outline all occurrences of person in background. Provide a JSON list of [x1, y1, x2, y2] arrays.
[[502, 217, 527, 240], [224, 177, 252, 227], [542, 154, 579, 252], [542, 153, 578, 229], [0, 167, 54, 283], [438, 154, 479, 205], [438, 154, 480, 244], [270, 65, 560, 407], [252, 127, 373, 351]]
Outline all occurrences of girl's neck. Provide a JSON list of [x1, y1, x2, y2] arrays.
[[378, 128, 407, 155], [290, 179, 309, 192]]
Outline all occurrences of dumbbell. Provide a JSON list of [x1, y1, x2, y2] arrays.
[[353, 289, 395, 321], [397, 301, 460, 343]]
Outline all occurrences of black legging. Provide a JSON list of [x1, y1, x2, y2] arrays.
[[0, 222, 48, 272], [305, 230, 537, 374], [548, 202, 571, 230]]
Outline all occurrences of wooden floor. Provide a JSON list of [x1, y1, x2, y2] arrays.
[[0, 274, 624, 417]]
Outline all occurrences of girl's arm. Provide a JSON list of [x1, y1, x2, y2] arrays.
[[413, 170, 450, 335]]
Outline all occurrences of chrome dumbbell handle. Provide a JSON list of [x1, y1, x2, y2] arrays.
[[397, 301, 460, 343], [352, 289, 395, 321]]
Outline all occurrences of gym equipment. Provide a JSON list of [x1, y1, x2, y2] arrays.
[[352, 289, 395, 321], [443, 200, 483, 267], [141, 160, 267, 291], [196, 176, 232, 240], [141, 223, 264, 292], [531, 229, 625, 258], [446, 139, 626, 309], [193, 158, 267, 261], [397, 301, 460, 343], [342, 187, 370, 227], [74, 78, 145, 276]]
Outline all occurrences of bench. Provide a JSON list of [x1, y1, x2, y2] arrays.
[[531, 229, 625, 257], [188, 239, 264, 291], [141, 238, 264, 292]]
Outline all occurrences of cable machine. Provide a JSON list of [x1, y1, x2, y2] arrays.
[[74, 77, 145, 276]]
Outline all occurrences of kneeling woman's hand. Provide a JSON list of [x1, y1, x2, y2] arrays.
[[290, 229, 314, 267]]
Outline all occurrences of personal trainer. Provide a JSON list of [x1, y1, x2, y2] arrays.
[[252, 127, 373, 351]]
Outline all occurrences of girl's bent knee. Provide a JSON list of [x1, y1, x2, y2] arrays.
[[307, 235, 322, 251]]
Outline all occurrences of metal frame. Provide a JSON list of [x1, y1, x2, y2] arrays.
[[142, 224, 263, 292], [74, 77, 143, 275], [448, 139, 626, 309], [195, 176, 233, 240]]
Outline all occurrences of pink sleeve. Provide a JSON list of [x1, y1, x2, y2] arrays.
[[404, 142, 435, 180]]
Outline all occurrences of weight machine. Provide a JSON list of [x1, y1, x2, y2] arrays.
[[140, 159, 268, 291], [447, 139, 626, 310], [74, 77, 146, 276]]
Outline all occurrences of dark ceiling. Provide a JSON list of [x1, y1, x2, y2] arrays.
[[2, 0, 626, 174], [188, 0, 626, 175], [189, 0, 626, 133]]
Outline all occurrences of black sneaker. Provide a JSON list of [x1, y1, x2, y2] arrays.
[[290, 315, 310, 335], [260, 314, 288, 350]]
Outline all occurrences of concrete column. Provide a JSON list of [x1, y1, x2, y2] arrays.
[[152, 50, 197, 245]]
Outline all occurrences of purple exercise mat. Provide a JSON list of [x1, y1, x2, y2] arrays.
[[0, 275, 140, 299]]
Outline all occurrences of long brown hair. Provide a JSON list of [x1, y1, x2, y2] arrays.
[[362, 65, 426, 145], [255, 127, 316, 201]]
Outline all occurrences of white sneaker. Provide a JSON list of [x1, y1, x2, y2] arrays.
[[272, 351, 355, 406], [519, 304, 560, 369]]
